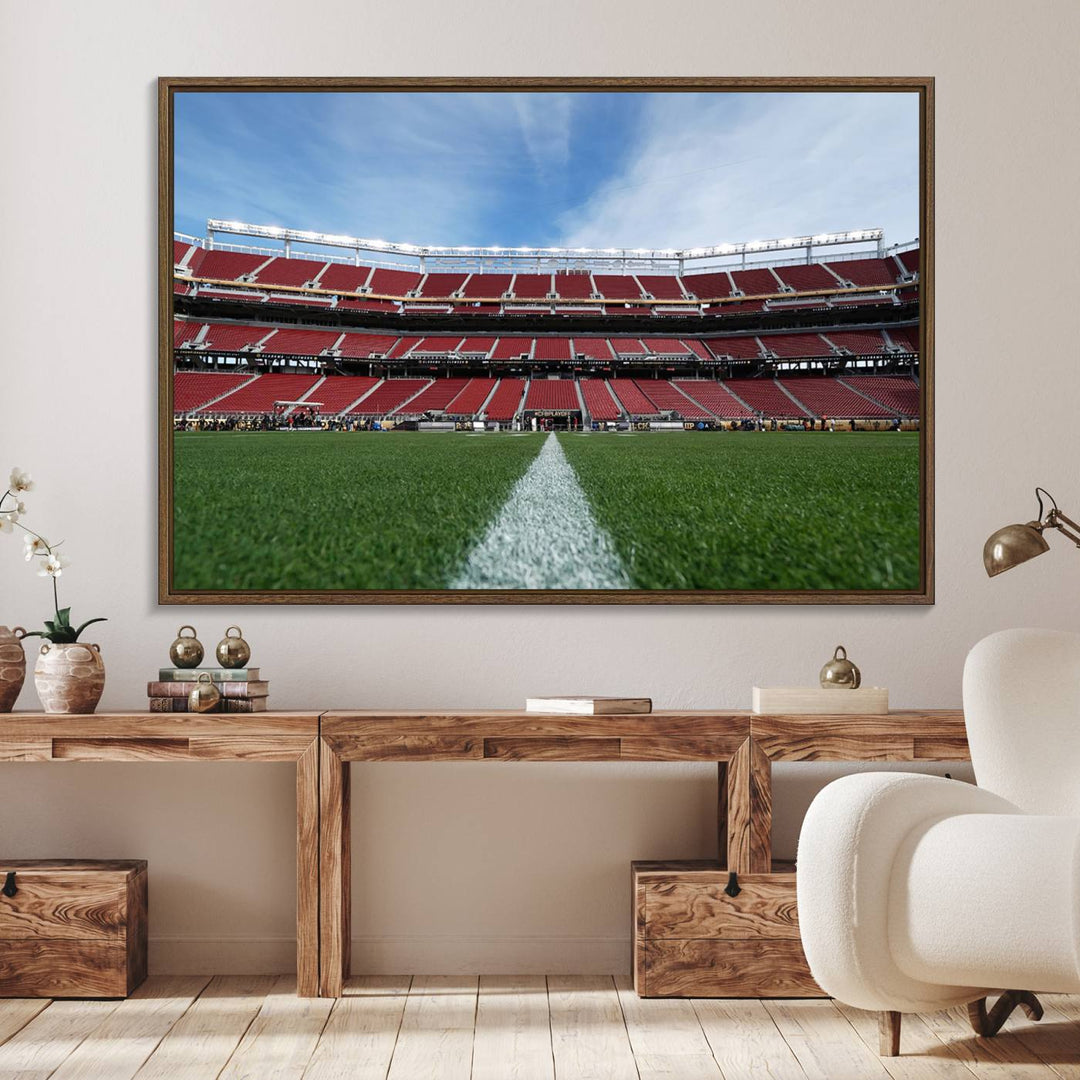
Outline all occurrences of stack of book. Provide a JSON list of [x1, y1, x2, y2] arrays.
[[147, 667, 269, 712]]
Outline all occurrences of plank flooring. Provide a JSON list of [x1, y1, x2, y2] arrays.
[[1, 976, 1078, 1079]]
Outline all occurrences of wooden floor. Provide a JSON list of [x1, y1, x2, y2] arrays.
[[2, 975, 1079, 1080]]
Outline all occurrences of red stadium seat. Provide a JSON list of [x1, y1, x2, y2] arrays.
[[208, 373, 321, 414], [173, 372, 252, 413], [524, 380, 579, 411], [580, 379, 621, 421], [779, 377, 892, 418], [348, 379, 429, 416], [485, 378, 526, 421], [675, 381, 754, 419], [842, 376, 920, 416]]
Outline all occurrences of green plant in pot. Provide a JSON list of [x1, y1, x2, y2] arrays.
[[2, 468, 107, 714]]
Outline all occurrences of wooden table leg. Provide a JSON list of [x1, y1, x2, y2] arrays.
[[726, 738, 772, 874], [717, 761, 728, 869], [296, 738, 320, 997], [319, 737, 351, 997]]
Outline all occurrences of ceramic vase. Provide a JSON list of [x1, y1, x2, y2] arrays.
[[34, 642, 106, 714], [0, 626, 27, 712]]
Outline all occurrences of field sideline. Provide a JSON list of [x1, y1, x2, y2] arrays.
[[173, 431, 920, 592]]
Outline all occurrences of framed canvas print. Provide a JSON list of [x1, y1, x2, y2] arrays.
[[159, 77, 933, 604]]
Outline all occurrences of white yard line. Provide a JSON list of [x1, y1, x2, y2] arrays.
[[451, 433, 631, 590]]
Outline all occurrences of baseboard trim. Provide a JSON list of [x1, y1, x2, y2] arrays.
[[149, 934, 630, 975]]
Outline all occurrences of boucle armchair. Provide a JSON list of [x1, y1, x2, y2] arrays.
[[797, 628, 1080, 1055]]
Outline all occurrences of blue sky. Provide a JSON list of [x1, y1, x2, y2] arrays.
[[175, 91, 920, 252]]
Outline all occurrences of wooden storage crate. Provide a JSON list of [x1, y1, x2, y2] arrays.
[[632, 860, 822, 998], [0, 859, 148, 998]]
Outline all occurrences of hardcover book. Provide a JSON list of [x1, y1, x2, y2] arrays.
[[158, 668, 261, 682], [524, 696, 652, 715], [147, 696, 269, 713], [147, 680, 269, 699]]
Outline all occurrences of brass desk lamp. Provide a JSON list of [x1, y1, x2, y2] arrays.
[[984, 488, 1080, 577]]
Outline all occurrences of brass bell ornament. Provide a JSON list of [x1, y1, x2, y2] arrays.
[[188, 672, 221, 713], [820, 645, 861, 689], [169, 625, 204, 669], [216, 626, 251, 669]]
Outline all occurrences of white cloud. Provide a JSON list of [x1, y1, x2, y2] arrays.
[[557, 92, 920, 249]]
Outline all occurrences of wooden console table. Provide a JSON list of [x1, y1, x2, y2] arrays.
[[0, 712, 321, 997], [2, 708, 971, 999], [318, 708, 969, 998]]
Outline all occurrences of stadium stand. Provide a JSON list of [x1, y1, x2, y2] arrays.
[[553, 273, 594, 299], [642, 337, 692, 356], [610, 379, 660, 416], [418, 272, 469, 297], [896, 248, 919, 276], [445, 378, 497, 415], [730, 267, 782, 295], [318, 263, 374, 292], [484, 378, 526, 421], [580, 379, 622, 421], [532, 338, 573, 361], [337, 332, 401, 359], [174, 372, 252, 413], [681, 271, 733, 300], [201, 323, 274, 352], [675, 381, 755, 419], [683, 340, 713, 361], [759, 333, 834, 358], [593, 274, 646, 300], [368, 267, 423, 296], [637, 275, 687, 300], [823, 330, 889, 355], [610, 338, 647, 357], [779, 377, 891, 418], [889, 328, 919, 352], [347, 379, 429, 416], [512, 274, 553, 299], [842, 376, 920, 415], [207, 373, 321, 414], [394, 377, 471, 415], [574, 338, 615, 361], [174, 320, 203, 347], [525, 380, 579, 411], [411, 336, 465, 355], [194, 250, 267, 281], [707, 300, 767, 316], [254, 257, 325, 287], [304, 376, 380, 414], [773, 263, 843, 292], [174, 281, 192, 296], [825, 257, 898, 287], [706, 336, 764, 360], [261, 328, 342, 356], [727, 378, 811, 418], [384, 336, 422, 360], [491, 337, 533, 360], [463, 273, 512, 299], [458, 336, 497, 356], [637, 380, 712, 419]]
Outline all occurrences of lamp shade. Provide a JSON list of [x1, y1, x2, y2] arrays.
[[983, 522, 1050, 577]]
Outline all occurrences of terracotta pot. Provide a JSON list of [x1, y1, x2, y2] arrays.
[[0, 626, 27, 713], [34, 642, 106, 715]]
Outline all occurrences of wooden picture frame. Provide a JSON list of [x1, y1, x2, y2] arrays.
[[159, 76, 933, 605]]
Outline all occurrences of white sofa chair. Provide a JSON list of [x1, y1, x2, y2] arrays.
[[797, 627, 1080, 1055]]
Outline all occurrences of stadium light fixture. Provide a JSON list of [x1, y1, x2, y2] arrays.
[[984, 488, 1080, 577], [203, 219, 883, 265]]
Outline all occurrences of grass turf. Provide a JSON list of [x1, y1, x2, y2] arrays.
[[557, 431, 921, 590], [173, 431, 544, 590], [173, 429, 921, 592]]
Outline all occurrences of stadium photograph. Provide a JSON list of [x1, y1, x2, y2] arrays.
[[161, 80, 930, 602]]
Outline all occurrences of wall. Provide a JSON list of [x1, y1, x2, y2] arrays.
[[2, 0, 1078, 974]]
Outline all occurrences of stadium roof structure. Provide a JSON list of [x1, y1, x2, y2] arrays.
[[202, 220, 888, 274]]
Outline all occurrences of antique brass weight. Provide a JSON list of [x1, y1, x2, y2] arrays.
[[188, 672, 221, 713], [215, 626, 251, 669], [820, 645, 862, 689]]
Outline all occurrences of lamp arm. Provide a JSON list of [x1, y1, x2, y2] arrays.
[[1048, 509, 1080, 547]]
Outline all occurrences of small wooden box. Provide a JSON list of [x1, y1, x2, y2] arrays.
[[0, 859, 148, 998], [632, 860, 822, 998]]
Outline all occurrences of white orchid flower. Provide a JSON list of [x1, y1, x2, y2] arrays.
[[38, 553, 70, 578], [9, 468, 33, 493], [23, 534, 49, 560], [0, 515, 12, 535]]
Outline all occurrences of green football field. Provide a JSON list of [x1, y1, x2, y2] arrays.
[[173, 430, 921, 592]]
